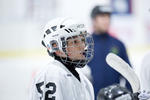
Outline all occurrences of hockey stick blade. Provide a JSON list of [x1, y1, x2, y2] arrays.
[[106, 53, 140, 93]]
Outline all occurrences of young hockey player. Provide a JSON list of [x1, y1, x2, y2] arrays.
[[29, 18, 94, 100]]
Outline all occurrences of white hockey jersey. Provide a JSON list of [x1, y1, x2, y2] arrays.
[[29, 58, 94, 100], [140, 51, 150, 91]]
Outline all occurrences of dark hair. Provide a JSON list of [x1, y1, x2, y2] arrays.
[[91, 5, 112, 19]]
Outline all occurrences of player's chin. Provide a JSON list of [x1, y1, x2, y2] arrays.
[[70, 56, 84, 60], [76, 55, 86, 60], [69, 53, 86, 60]]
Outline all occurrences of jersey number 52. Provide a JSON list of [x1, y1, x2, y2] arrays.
[[36, 82, 56, 100]]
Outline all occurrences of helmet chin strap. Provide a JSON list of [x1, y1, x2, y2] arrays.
[[67, 57, 87, 68], [65, 53, 86, 68], [55, 43, 88, 68], [54, 52, 86, 68]]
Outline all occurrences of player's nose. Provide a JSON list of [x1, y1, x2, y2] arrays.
[[80, 43, 86, 50]]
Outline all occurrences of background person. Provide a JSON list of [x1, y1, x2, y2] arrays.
[[88, 5, 131, 99]]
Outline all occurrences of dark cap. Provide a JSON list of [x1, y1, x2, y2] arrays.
[[91, 5, 112, 18]]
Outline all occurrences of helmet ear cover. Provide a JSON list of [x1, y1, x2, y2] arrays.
[[50, 40, 59, 51]]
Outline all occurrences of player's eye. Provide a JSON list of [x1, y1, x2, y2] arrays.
[[74, 40, 79, 44], [81, 38, 85, 42]]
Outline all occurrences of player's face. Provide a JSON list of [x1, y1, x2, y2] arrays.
[[93, 13, 110, 33], [66, 35, 86, 60]]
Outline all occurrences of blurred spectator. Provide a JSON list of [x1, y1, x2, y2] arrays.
[[88, 5, 131, 100], [140, 51, 150, 91]]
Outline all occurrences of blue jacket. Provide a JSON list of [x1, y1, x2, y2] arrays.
[[88, 33, 131, 100]]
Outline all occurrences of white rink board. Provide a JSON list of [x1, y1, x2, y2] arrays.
[[0, 57, 49, 100]]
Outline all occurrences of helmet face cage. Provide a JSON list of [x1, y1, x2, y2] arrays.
[[42, 18, 94, 68], [56, 31, 94, 68]]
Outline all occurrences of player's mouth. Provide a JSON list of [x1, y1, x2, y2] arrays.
[[80, 52, 86, 58], [82, 52, 86, 56]]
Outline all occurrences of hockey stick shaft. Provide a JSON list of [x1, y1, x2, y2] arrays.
[[106, 53, 140, 93]]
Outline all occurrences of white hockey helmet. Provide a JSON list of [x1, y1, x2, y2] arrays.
[[42, 18, 94, 67]]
